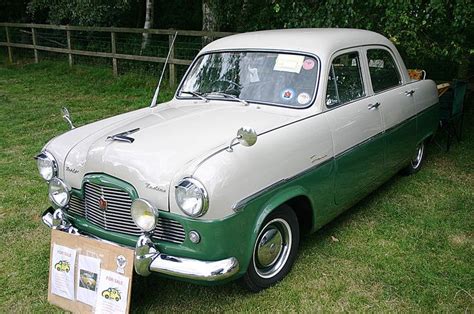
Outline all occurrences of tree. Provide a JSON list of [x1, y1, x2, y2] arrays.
[[202, 0, 218, 45], [140, 0, 154, 53]]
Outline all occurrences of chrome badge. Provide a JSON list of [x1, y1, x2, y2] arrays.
[[98, 196, 108, 211]]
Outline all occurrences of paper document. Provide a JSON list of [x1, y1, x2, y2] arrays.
[[95, 270, 129, 313], [51, 244, 77, 300], [76, 255, 101, 306], [274, 54, 305, 73]]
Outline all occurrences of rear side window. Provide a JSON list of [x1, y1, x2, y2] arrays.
[[367, 49, 401, 92], [326, 51, 365, 107]]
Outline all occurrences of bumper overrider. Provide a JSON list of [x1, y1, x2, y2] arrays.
[[42, 207, 240, 282]]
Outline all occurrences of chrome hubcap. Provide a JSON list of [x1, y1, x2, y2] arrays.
[[257, 228, 283, 267], [253, 218, 292, 279], [411, 142, 424, 169]]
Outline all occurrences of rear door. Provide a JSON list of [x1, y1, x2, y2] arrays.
[[364, 47, 417, 172], [324, 49, 385, 208]]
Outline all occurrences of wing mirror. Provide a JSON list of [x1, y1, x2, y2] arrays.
[[61, 107, 75, 129], [227, 127, 258, 152]]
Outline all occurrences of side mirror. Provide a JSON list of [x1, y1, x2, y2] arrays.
[[237, 127, 257, 147], [61, 107, 75, 129], [227, 126, 258, 152]]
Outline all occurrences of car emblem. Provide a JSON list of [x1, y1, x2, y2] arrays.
[[98, 196, 108, 211]]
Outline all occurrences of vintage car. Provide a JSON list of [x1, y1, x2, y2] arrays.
[[38, 29, 439, 292]]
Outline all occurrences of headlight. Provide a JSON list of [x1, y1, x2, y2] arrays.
[[131, 199, 158, 232], [48, 177, 70, 207], [175, 178, 209, 217], [35, 151, 58, 181]]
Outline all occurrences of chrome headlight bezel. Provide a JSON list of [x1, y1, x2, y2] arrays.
[[175, 177, 209, 218], [48, 177, 71, 208], [35, 151, 58, 181], [131, 198, 158, 232]]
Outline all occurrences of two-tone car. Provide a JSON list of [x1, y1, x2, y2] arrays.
[[38, 28, 439, 292]]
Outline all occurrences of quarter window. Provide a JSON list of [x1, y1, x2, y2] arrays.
[[326, 51, 365, 107], [367, 49, 401, 92]]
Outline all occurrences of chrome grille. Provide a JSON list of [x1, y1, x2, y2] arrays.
[[67, 182, 186, 244], [69, 194, 85, 216]]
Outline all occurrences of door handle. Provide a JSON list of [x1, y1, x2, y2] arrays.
[[368, 102, 381, 110], [405, 90, 415, 96]]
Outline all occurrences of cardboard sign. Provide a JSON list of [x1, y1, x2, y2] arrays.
[[48, 229, 134, 313]]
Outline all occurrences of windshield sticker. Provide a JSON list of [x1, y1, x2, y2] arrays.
[[281, 88, 295, 100], [302, 59, 315, 70], [274, 54, 304, 73], [248, 66, 260, 83], [297, 92, 311, 105]]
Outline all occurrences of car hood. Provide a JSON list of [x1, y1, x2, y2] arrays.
[[46, 100, 298, 210]]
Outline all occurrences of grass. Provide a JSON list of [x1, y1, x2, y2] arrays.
[[0, 57, 472, 312]]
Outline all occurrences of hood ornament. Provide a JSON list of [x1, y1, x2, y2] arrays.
[[107, 128, 140, 143], [61, 107, 75, 129]]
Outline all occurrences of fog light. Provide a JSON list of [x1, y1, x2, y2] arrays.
[[131, 199, 158, 232], [189, 230, 201, 243]]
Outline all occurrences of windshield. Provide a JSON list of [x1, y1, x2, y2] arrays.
[[178, 51, 319, 108]]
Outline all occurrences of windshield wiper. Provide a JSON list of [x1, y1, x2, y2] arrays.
[[180, 90, 209, 102], [205, 92, 249, 106]]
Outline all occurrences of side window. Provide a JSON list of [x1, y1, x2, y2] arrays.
[[367, 49, 401, 92], [326, 51, 365, 107]]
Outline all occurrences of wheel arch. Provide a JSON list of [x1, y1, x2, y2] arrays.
[[253, 185, 314, 239]]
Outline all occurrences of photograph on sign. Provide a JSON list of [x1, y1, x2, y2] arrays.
[[76, 254, 101, 307]]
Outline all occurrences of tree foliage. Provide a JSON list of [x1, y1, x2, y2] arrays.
[[2, 0, 472, 78], [218, 0, 473, 68], [27, 0, 131, 26]]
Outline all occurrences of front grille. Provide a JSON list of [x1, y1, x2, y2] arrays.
[[67, 182, 186, 244]]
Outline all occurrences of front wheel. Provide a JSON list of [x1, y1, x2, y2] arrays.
[[402, 141, 425, 175], [241, 205, 299, 292]]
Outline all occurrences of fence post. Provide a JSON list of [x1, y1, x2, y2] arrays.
[[31, 27, 38, 63], [168, 33, 176, 88], [111, 31, 118, 77], [5, 26, 13, 63], [66, 30, 73, 67]]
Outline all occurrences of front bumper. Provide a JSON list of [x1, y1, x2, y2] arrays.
[[42, 207, 239, 282]]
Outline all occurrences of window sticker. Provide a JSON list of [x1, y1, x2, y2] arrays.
[[274, 54, 305, 73], [281, 88, 295, 100], [302, 59, 315, 70], [297, 92, 311, 105]]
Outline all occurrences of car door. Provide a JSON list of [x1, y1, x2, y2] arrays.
[[323, 49, 385, 208], [364, 47, 417, 173]]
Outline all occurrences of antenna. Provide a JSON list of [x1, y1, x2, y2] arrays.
[[150, 31, 178, 108]]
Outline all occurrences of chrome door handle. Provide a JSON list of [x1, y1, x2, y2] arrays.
[[368, 102, 381, 110], [405, 90, 415, 96]]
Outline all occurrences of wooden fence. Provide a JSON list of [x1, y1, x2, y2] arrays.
[[0, 23, 234, 86]]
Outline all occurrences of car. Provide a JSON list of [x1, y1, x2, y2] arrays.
[[54, 260, 71, 273], [38, 28, 439, 292], [102, 288, 121, 301]]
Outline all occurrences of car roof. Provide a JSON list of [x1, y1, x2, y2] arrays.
[[200, 28, 393, 57]]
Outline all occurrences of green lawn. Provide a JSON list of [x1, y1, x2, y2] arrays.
[[0, 59, 472, 312]]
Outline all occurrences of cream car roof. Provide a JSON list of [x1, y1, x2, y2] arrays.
[[200, 28, 394, 58]]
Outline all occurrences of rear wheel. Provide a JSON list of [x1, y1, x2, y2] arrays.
[[241, 205, 299, 292], [402, 141, 425, 175]]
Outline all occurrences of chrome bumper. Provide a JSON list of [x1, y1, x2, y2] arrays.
[[42, 207, 240, 282]]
